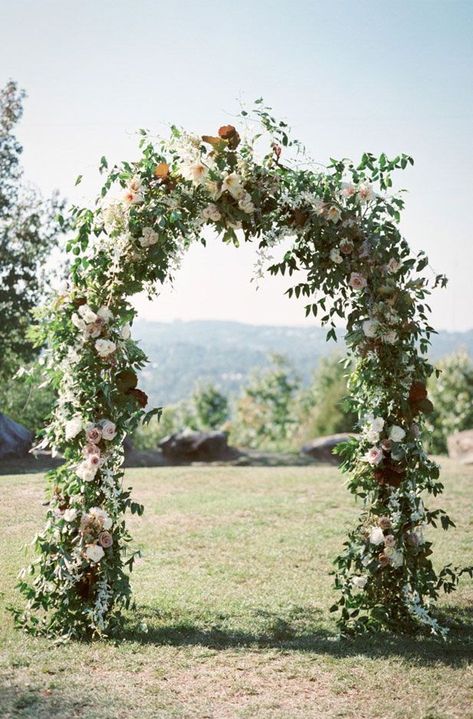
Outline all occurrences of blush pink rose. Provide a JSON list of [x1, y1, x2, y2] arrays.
[[349, 272, 367, 290], [86, 425, 102, 444], [98, 531, 113, 548]]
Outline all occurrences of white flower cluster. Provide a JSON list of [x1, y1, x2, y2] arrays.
[[361, 414, 406, 466]]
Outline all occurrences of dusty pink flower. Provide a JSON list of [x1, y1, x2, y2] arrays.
[[86, 425, 102, 444], [340, 239, 354, 255], [349, 272, 367, 290], [385, 534, 396, 548], [83, 443, 101, 458], [381, 438, 393, 452], [98, 531, 113, 548], [363, 446, 384, 466]]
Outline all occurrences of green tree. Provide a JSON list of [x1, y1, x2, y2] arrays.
[[295, 354, 356, 444], [231, 354, 300, 450], [189, 383, 229, 431], [0, 80, 64, 381], [426, 350, 473, 454]]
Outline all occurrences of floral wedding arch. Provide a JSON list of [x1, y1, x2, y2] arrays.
[[13, 102, 469, 639]]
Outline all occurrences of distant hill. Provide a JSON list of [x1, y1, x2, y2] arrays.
[[133, 320, 473, 406]]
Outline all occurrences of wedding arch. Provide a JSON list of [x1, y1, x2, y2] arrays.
[[13, 102, 469, 639]]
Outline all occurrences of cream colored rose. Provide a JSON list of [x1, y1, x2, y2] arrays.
[[95, 339, 116, 358], [100, 420, 117, 441], [85, 544, 105, 563], [97, 306, 114, 323], [369, 526, 385, 545], [63, 508, 78, 522], [139, 227, 159, 248], [389, 425, 406, 442]]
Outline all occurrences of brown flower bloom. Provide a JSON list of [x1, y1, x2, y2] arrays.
[[378, 552, 390, 567], [378, 516, 392, 530]]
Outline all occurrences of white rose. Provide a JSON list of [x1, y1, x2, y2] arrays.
[[369, 526, 385, 546], [370, 416, 385, 432], [362, 320, 378, 338], [366, 428, 380, 444], [351, 575, 368, 589], [76, 459, 98, 482], [382, 331, 397, 345], [95, 339, 116, 358], [65, 415, 82, 440], [330, 248, 343, 264], [78, 304, 98, 324], [238, 193, 255, 214], [120, 324, 131, 340], [63, 508, 78, 522], [85, 544, 105, 563], [97, 306, 114, 323], [201, 204, 221, 222], [101, 420, 117, 441], [139, 227, 159, 248], [71, 313, 87, 332], [389, 425, 406, 442]]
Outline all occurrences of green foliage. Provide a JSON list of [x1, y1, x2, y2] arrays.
[[295, 354, 356, 445], [0, 360, 56, 433], [231, 354, 300, 450], [133, 383, 229, 450], [425, 351, 473, 454], [14, 100, 466, 640], [0, 81, 64, 380], [188, 383, 229, 431]]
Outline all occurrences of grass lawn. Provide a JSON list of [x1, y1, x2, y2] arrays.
[[0, 460, 472, 719]]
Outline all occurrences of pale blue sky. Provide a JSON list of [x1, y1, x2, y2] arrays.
[[2, 0, 472, 330]]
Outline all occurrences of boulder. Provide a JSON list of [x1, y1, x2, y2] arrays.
[[0, 413, 33, 459], [159, 429, 241, 463], [301, 433, 355, 465], [447, 429, 473, 465]]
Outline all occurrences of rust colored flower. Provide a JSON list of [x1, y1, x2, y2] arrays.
[[154, 162, 170, 179], [127, 388, 148, 407], [409, 381, 428, 403], [218, 124, 237, 139]]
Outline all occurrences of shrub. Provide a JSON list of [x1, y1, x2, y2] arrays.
[[230, 354, 300, 450], [425, 350, 473, 454]]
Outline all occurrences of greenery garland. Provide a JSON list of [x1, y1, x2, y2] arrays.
[[12, 102, 470, 639]]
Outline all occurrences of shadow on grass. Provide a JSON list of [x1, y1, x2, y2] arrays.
[[121, 603, 473, 667]]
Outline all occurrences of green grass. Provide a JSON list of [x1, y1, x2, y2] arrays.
[[0, 460, 472, 719]]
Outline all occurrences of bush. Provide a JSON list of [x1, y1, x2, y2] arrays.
[[0, 360, 56, 434], [425, 350, 473, 454], [230, 354, 300, 450], [132, 383, 230, 450], [294, 354, 356, 446]]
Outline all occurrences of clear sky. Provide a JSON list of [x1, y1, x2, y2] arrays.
[[2, 0, 472, 330]]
